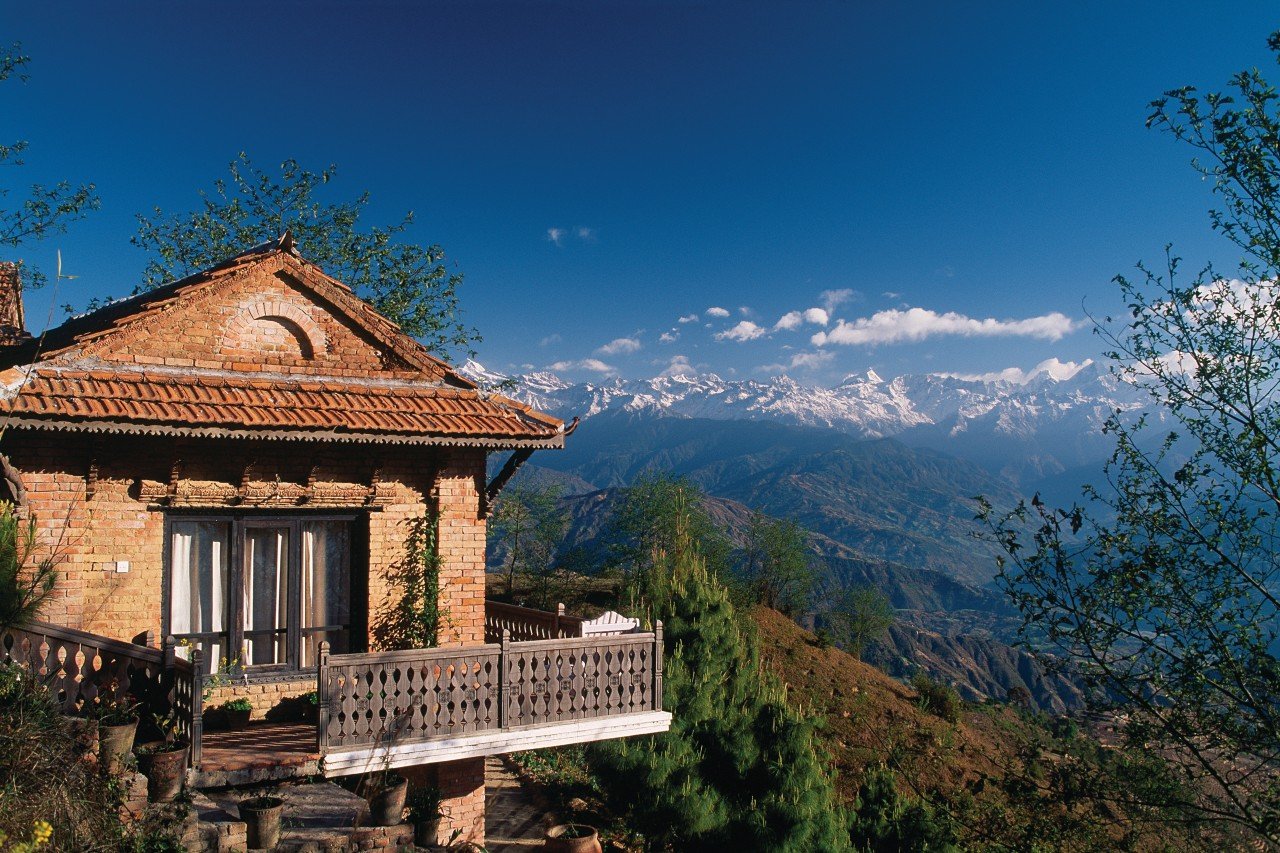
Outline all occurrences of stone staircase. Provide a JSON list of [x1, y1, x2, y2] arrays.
[[192, 781, 415, 852]]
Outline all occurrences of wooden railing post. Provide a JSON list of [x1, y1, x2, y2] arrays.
[[555, 603, 565, 639], [317, 641, 330, 754], [499, 629, 511, 729], [189, 648, 204, 768], [653, 620, 664, 712]]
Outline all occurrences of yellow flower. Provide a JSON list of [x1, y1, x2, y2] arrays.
[[31, 820, 52, 846]]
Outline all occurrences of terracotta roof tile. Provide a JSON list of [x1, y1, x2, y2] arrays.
[[6, 367, 562, 443]]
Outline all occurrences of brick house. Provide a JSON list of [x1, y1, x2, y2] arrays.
[[0, 236, 669, 846]]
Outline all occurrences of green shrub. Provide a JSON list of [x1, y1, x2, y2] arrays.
[[912, 674, 962, 724]]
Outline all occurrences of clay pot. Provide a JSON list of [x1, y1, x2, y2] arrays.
[[98, 717, 138, 774], [138, 743, 188, 803], [367, 774, 408, 826], [544, 824, 602, 853], [240, 796, 285, 849], [414, 815, 441, 847]]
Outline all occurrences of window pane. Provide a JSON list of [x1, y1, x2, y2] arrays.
[[169, 521, 229, 674], [300, 521, 350, 666], [244, 527, 289, 666]]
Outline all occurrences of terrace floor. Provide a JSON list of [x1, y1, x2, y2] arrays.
[[194, 721, 321, 788]]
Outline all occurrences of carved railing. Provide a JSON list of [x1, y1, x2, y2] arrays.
[[0, 620, 201, 763], [318, 625, 663, 754], [484, 600, 583, 642]]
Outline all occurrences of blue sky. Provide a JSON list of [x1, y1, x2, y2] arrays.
[[4, 2, 1276, 384]]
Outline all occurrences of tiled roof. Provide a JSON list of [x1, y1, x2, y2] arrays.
[[3, 367, 563, 446]]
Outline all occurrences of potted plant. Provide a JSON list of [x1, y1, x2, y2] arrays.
[[544, 824, 602, 853], [299, 690, 320, 724], [135, 711, 189, 803], [407, 785, 444, 847], [239, 795, 285, 849], [364, 770, 408, 826], [84, 684, 139, 774], [219, 697, 252, 730]]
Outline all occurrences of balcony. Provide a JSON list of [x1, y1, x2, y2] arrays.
[[1, 602, 671, 786]]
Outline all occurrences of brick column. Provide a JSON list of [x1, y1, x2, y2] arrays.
[[437, 757, 485, 846], [433, 449, 487, 646]]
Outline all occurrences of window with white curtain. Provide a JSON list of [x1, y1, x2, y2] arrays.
[[166, 515, 354, 675]]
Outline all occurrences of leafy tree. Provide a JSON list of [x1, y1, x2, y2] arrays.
[[591, 482, 850, 851], [0, 43, 99, 291], [132, 153, 475, 354], [824, 583, 895, 660], [740, 512, 817, 616], [979, 31, 1280, 844], [0, 503, 55, 630], [605, 473, 732, 580], [488, 483, 569, 607]]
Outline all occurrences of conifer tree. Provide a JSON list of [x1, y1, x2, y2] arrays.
[[591, 480, 849, 851]]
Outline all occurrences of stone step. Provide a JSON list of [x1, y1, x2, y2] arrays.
[[193, 781, 415, 852]]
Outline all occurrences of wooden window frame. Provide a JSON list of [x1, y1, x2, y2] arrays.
[[162, 511, 363, 677]]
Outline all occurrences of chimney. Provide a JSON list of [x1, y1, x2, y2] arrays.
[[0, 263, 31, 346]]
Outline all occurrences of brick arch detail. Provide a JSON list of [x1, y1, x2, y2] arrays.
[[220, 300, 327, 359]]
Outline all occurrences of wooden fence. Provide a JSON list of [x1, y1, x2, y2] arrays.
[[0, 620, 201, 761], [317, 624, 663, 754], [484, 600, 584, 643]]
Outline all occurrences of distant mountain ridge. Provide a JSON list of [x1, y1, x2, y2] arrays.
[[465, 359, 1149, 491]]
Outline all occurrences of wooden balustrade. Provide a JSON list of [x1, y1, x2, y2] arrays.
[[484, 600, 584, 642], [0, 620, 201, 762], [318, 625, 663, 755]]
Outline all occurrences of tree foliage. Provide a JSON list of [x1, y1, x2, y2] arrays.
[[0, 503, 55, 630], [741, 512, 817, 616], [489, 483, 569, 608], [591, 481, 850, 851], [132, 153, 475, 354], [847, 767, 958, 853], [824, 582, 895, 660], [979, 31, 1280, 845], [0, 43, 99, 291]]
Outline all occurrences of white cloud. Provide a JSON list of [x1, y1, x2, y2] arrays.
[[546, 228, 566, 246], [803, 307, 829, 326], [595, 336, 642, 356], [882, 291, 901, 300], [738, 306, 752, 317], [789, 350, 835, 370], [706, 306, 731, 318], [659, 330, 679, 344], [677, 313, 699, 324], [576, 227, 596, 241], [937, 357, 1093, 384], [811, 307, 1079, 347], [715, 320, 767, 342], [549, 358, 615, 374], [820, 288, 858, 312], [539, 333, 562, 347], [774, 311, 804, 331], [659, 355, 697, 378], [775, 307, 830, 331]]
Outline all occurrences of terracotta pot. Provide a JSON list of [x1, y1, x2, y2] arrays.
[[224, 708, 251, 730], [240, 795, 285, 849], [414, 815, 441, 847], [138, 743, 188, 803], [367, 774, 408, 826], [544, 824, 602, 853], [98, 717, 138, 774]]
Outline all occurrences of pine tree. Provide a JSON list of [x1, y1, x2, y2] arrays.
[[591, 481, 850, 851]]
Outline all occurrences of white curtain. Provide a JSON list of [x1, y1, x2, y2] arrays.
[[244, 527, 289, 665], [300, 521, 350, 666], [169, 521, 229, 669]]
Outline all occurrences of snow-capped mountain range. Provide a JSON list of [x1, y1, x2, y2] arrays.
[[462, 358, 1151, 490]]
